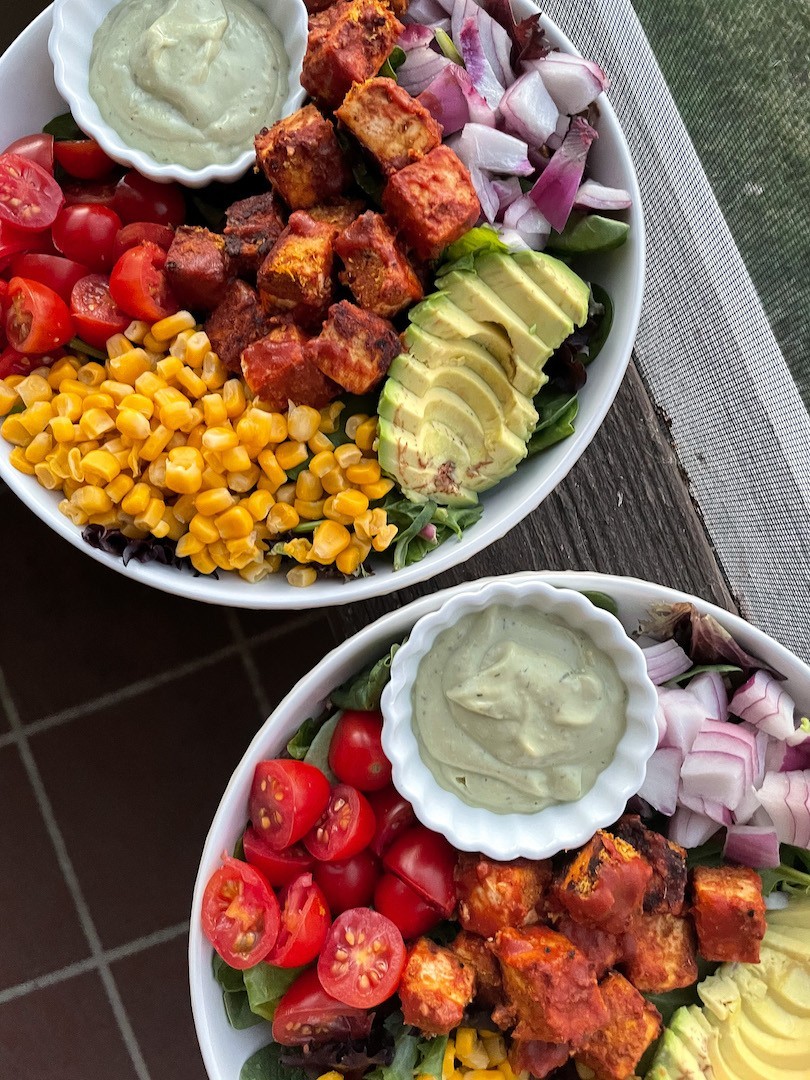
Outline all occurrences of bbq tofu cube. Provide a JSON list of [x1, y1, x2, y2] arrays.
[[612, 815, 688, 915], [204, 280, 271, 374], [257, 212, 336, 329], [691, 865, 766, 963], [454, 853, 551, 939], [165, 226, 231, 311], [334, 211, 423, 318], [382, 146, 481, 261], [490, 926, 608, 1046], [508, 1040, 570, 1080], [621, 912, 699, 992], [553, 916, 623, 981], [552, 830, 653, 935], [574, 973, 662, 1080], [307, 198, 366, 233], [302, 0, 404, 110], [449, 930, 504, 1008], [223, 192, 286, 276], [308, 300, 400, 393], [241, 323, 338, 410], [399, 937, 475, 1036], [336, 77, 442, 175], [255, 105, 352, 210]]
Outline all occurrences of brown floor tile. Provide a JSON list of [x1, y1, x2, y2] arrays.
[[0, 972, 139, 1080], [249, 614, 339, 709], [0, 746, 89, 991], [30, 656, 264, 949], [113, 935, 206, 1080], [0, 500, 232, 723], [234, 605, 337, 646]]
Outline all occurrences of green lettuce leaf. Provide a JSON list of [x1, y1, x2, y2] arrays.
[[379, 45, 407, 80], [286, 715, 323, 760], [241, 1043, 309, 1080], [526, 389, 578, 457], [381, 494, 483, 569], [331, 645, 400, 711], [243, 962, 305, 1021]]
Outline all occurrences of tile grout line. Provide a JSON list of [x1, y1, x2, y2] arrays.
[[0, 665, 153, 1080], [226, 610, 273, 721]]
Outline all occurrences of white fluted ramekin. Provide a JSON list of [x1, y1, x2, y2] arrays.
[[48, 0, 308, 188], [380, 578, 658, 860]]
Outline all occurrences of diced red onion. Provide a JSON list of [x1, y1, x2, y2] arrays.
[[469, 165, 499, 223], [498, 70, 560, 148], [782, 739, 810, 772], [786, 720, 810, 747], [733, 786, 762, 825], [397, 46, 453, 97], [688, 718, 758, 790], [637, 747, 682, 816], [574, 179, 633, 211], [528, 116, 597, 233], [403, 0, 449, 24], [501, 195, 550, 249], [491, 176, 523, 211], [459, 17, 506, 108], [643, 640, 693, 685], [669, 806, 720, 848], [723, 824, 781, 869], [730, 669, 797, 741], [495, 227, 532, 251], [451, 0, 512, 85], [755, 770, 810, 847], [687, 671, 728, 721], [680, 749, 746, 812], [526, 52, 609, 115], [490, 17, 515, 88], [418, 65, 496, 135], [657, 686, 708, 755], [765, 891, 790, 910], [546, 114, 570, 152], [451, 123, 533, 175], [750, 726, 769, 786], [419, 523, 437, 541], [398, 24, 436, 50], [679, 790, 734, 825]]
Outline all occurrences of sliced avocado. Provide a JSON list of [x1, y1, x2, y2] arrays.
[[760, 925, 810, 963], [473, 252, 574, 346], [511, 249, 591, 326], [377, 416, 478, 507], [767, 895, 810, 931], [770, 961, 810, 1017], [644, 1028, 705, 1080], [669, 1006, 713, 1073], [698, 972, 741, 1022], [409, 294, 514, 369]]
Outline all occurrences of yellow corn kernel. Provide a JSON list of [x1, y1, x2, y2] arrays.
[[245, 489, 274, 521], [52, 392, 83, 421], [296, 470, 323, 502], [322, 496, 353, 526], [353, 510, 373, 542], [16, 373, 52, 407], [189, 512, 220, 544], [207, 539, 233, 571], [310, 520, 351, 564], [0, 382, 19, 417], [165, 459, 202, 495], [239, 559, 275, 583], [201, 394, 228, 427], [318, 401, 344, 434], [142, 330, 164, 354], [105, 474, 135, 504], [282, 538, 313, 563], [155, 357, 184, 384], [97, 380, 130, 405], [321, 466, 348, 495], [81, 392, 116, 414], [221, 445, 251, 473], [315, 1072, 343, 1080], [332, 489, 369, 519], [309, 450, 337, 479], [72, 485, 113, 516], [195, 487, 235, 516], [443, 1039, 456, 1080], [236, 408, 275, 451], [61, 477, 81, 500], [66, 447, 84, 483], [20, 401, 54, 437], [172, 493, 197, 524], [267, 503, 300, 533], [370, 508, 388, 532], [48, 444, 71, 479], [362, 478, 395, 501], [335, 538, 366, 575], [294, 498, 325, 521], [161, 507, 190, 541], [190, 547, 217, 575], [115, 409, 150, 441], [150, 518, 171, 539], [178, 406, 202, 434], [346, 459, 381, 486], [227, 465, 261, 493], [183, 331, 211, 369], [202, 426, 239, 453], [154, 386, 188, 410], [78, 408, 115, 440], [107, 349, 151, 385], [176, 532, 205, 557], [151, 310, 196, 342], [120, 393, 154, 418], [202, 351, 227, 390], [286, 565, 317, 587], [457, 1031, 489, 1071], [140, 424, 173, 461], [1, 414, 32, 446], [47, 357, 80, 389], [134, 371, 168, 398], [482, 1036, 507, 1067], [287, 404, 321, 442], [24, 431, 53, 464], [168, 329, 193, 359], [257, 448, 287, 492], [133, 497, 165, 532], [55, 377, 89, 399], [59, 496, 87, 524], [200, 466, 227, 490], [121, 482, 151, 516], [307, 429, 333, 455], [354, 416, 379, 452], [334, 443, 362, 469], [464, 1073, 502, 1080], [82, 449, 121, 484], [215, 505, 253, 540], [344, 413, 369, 441], [225, 537, 260, 569], [76, 439, 101, 457], [4, 375, 26, 388], [48, 415, 75, 443], [222, 378, 246, 419], [273, 440, 306, 473], [147, 455, 170, 488], [273, 480, 296, 505], [174, 366, 206, 400], [372, 524, 397, 552], [121, 320, 148, 344], [34, 461, 61, 490], [76, 362, 107, 388], [104, 333, 132, 358], [9, 446, 35, 474], [160, 398, 194, 431]]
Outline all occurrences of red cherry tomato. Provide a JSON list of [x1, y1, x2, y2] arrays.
[[304, 784, 376, 862], [5, 277, 73, 354], [242, 827, 314, 887], [373, 872, 444, 939], [367, 786, 417, 856], [108, 241, 178, 323], [52, 204, 122, 272], [111, 221, 175, 263], [318, 908, 406, 1007], [383, 825, 457, 916], [249, 759, 331, 853], [62, 179, 119, 209], [10, 254, 91, 304], [3, 134, 54, 173], [0, 346, 39, 378], [201, 855, 280, 970], [70, 274, 130, 350], [271, 967, 373, 1046], [328, 710, 392, 792], [265, 872, 331, 968], [312, 849, 379, 915], [53, 138, 116, 180], [113, 170, 186, 227], [0, 221, 55, 272], [0, 153, 63, 232]]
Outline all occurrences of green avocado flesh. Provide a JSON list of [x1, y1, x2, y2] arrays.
[[378, 250, 590, 506]]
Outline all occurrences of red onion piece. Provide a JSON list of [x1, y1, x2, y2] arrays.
[[451, 0, 512, 85], [451, 123, 533, 175], [501, 194, 550, 249], [669, 806, 721, 848], [498, 70, 559, 148], [688, 718, 758, 790], [680, 749, 747, 811], [404, 0, 449, 24], [398, 23, 436, 50], [782, 739, 810, 772], [638, 747, 682, 816], [765, 891, 790, 910], [723, 824, 781, 869], [643, 640, 693, 685], [418, 65, 496, 135], [679, 790, 734, 825], [491, 176, 523, 211], [528, 116, 597, 233], [755, 770, 810, 847], [574, 179, 633, 211], [657, 686, 708, 755], [688, 672, 729, 721], [730, 670, 797, 741], [733, 785, 762, 825], [750, 726, 769, 787], [419, 523, 437, 541], [397, 46, 453, 97], [495, 227, 532, 251], [467, 164, 499, 223], [526, 52, 609, 115], [459, 17, 506, 108]]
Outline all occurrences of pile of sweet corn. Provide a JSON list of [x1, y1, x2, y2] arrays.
[[0, 312, 397, 586]]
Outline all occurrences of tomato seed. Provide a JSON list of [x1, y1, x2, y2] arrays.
[[359, 973, 370, 989], [333, 798, 346, 812], [344, 929, 355, 946], [335, 948, 348, 961]]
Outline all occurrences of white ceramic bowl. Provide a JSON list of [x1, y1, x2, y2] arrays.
[[380, 578, 658, 859], [0, 5, 643, 609], [48, 0, 308, 188], [189, 571, 810, 1080]]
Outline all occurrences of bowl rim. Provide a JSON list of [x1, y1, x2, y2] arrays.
[[380, 577, 659, 859]]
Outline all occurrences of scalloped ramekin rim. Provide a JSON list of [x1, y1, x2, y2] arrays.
[[380, 579, 659, 860], [47, 0, 308, 188]]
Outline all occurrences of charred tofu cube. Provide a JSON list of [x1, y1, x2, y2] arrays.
[[574, 973, 662, 1080], [691, 865, 766, 963], [382, 145, 481, 261], [490, 926, 607, 1046], [454, 853, 550, 939], [508, 1040, 570, 1079], [257, 212, 336, 329], [223, 192, 286, 276], [307, 198, 366, 233], [449, 930, 504, 1009], [620, 912, 698, 992], [334, 211, 423, 318], [165, 226, 231, 311], [336, 77, 442, 176], [552, 830, 653, 935], [399, 937, 475, 1036], [308, 300, 400, 393], [612, 815, 688, 915], [241, 323, 338, 410], [255, 105, 352, 210], [204, 280, 271, 374], [302, 0, 404, 111], [553, 916, 623, 980]]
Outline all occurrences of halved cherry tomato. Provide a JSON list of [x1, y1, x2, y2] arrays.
[[11, 254, 91, 304], [0, 346, 38, 378], [242, 826, 314, 887], [328, 710, 392, 792], [249, 759, 331, 853], [70, 274, 130, 350], [373, 872, 444, 939], [111, 221, 174, 263], [304, 784, 376, 862], [52, 204, 122, 272], [109, 241, 178, 322], [318, 908, 406, 1007], [367, 786, 417, 856], [201, 855, 280, 970], [0, 154, 63, 232], [265, 872, 331, 968], [6, 277, 73, 354], [113, 170, 186, 227], [382, 825, 457, 916], [312, 849, 379, 915], [271, 967, 372, 1046], [3, 134, 54, 173], [53, 138, 116, 180], [61, 179, 119, 208], [0, 221, 55, 272]]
